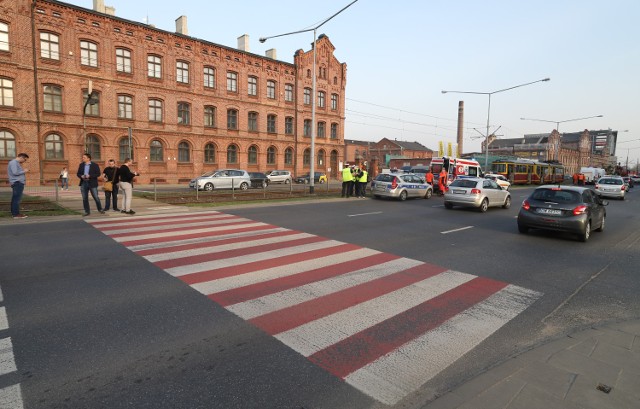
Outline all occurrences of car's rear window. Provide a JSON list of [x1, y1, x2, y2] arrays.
[[375, 174, 395, 182], [449, 179, 477, 188], [531, 189, 581, 203], [599, 178, 622, 185]]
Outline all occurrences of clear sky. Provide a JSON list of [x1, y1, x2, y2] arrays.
[[65, 0, 640, 164]]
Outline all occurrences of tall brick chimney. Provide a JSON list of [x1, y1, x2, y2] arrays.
[[175, 16, 188, 35], [238, 34, 249, 52], [457, 101, 464, 155]]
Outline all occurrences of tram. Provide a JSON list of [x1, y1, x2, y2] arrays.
[[491, 159, 564, 185]]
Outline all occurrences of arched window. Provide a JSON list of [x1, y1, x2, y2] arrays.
[[178, 141, 190, 162], [227, 144, 238, 163], [317, 149, 325, 167], [303, 148, 311, 166], [85, 134, 101, 160], [150, 140, 163, 162], [284, 147, 293, 165], [119, 137, 133, 161], [45, 134, 64, 159], [204, 143, 216, 163], [267, 146, 276, 165], [248, 145, 258, 164], [0, 130, 16, 158]]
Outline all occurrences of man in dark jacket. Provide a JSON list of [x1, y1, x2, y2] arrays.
[[102, 159, 120, 212], [77, 153, 105, 216]]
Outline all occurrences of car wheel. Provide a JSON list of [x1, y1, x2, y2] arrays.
[[204, 183, 214, 191], [239, 182, 249, 191], [319, 179, 325, 184], [502, 196, 511, 209], [578, 221, 591, 242], [444, 201, 453, 209], [285, 179, 290, 184], [479, 198, 489, 212], [374, 194, 381, 199], [517, 223, 528, 234], [424, 189, 432, 199], [399, 190, 408, 201], [262, 180, 267, 188], [304, 179, 309, 184], [595, 216, 605, 232]]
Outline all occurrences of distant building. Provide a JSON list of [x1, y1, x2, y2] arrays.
[[369, 138, 433, 168]]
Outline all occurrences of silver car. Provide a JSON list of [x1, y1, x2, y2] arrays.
[[266, 170, 292, 184], [444, 177, 511, 212], [189, 169, 250, 191], [595, 176, 625, 200], [371, 173, 433, 201]]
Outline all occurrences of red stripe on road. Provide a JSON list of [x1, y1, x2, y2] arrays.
[[308, 277, 507, 379], [107, 218, 249, 239], [135, 230, 301, 257], [210, 252, 400, 307], [88, 211, 223, 226], [96, 214, 236, 232], [154, 235, 328, 269], [180, 243, 362, 285], [251, 263, 447, 335]]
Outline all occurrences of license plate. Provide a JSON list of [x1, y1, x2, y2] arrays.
[[453, 190, 466, 195], [537, 208, 562, 215]]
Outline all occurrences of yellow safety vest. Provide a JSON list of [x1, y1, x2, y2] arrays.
[[360, 170, 368, 183], [342, 167, 353, 182]]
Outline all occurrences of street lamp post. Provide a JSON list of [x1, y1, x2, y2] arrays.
[[260, 0, 358, 193], [442, 78, 550, 171]]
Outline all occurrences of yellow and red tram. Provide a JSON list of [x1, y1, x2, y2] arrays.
[[491, 159, 564, 185]]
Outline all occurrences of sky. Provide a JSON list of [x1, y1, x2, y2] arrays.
[[65, 0, 640, 164]]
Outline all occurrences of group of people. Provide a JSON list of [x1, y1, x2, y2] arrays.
[[341, 164, 368, 198], [572, 172, 586, 186], [422, 168, 449, 195]]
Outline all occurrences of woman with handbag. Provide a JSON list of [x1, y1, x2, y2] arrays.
[[117, 158, 139, 215], [102, 159, 120, 212], [59, 167, 69, 190]]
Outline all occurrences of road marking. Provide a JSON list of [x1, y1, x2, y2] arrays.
[[0, 337, 17, 376], [441, 226, 474, 234], [347, 211, 382, 217], [0, 384, 24, 409], [0, 307, 7, 331]]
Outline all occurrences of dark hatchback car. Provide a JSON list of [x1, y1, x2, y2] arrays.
[[517, 185, 607, 242], [248, 172, 269, 188]]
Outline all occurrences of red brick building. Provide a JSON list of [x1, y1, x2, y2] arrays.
[[0, 0, 347, 184]]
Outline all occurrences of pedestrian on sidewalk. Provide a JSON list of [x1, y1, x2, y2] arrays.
[[341, 164, 354, 198], [102, 159, 120, 212], [76, 153, 105, 217], [59, 167, 69, 190], [118, 158, 139, 215], [7, 153, 30, 219]]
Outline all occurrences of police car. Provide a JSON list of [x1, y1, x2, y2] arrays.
[[371, 173, 433, 201]]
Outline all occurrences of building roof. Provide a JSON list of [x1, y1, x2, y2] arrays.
[[391, 140, 433, 152], [344, 139, 374, 146]]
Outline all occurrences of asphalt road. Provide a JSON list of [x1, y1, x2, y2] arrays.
[[1, 185, 638, 408]]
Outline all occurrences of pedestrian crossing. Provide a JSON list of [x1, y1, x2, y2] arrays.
[[86, 210, 542, 405]]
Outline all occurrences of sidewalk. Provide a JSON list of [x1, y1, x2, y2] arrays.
[[424, 320, 640, 409]]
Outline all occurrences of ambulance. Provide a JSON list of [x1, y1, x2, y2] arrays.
[[430, 157, 483, 189]]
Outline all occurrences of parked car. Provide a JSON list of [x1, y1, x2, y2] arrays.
[[248, 172, 269, 188], [266, 170, 292, 184], [517, 185, 607, 242], [409, 166, 429, 178], [295, 172, 327, 184], [189, 169, 251, 191], [484, 173, 511, 191], [595, 176, 626, 200], [371, 173, 433, 201], [630, 175, 640, 184], [622, 176, 634, 189], [444, 177, 511, 212]]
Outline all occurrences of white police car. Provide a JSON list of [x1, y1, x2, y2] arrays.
[[371, 173, 433, 201]]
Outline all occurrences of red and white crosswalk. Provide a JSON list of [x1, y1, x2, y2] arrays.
[[86, 210, 542, 405]]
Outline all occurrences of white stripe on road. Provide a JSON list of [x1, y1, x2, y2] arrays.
[[347, 212, 383, 217], [441, 226, 474, 234], [0, 384, 24, 409], [344, 284, 542, 405], [275, 271, 476, 357], [0, 307, 7, 331], [111, 222, 269, 243], [0, 337, 17, 376], [100, 215, 244, 235]]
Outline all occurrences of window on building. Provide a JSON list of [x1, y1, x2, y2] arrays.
[[0, 130, 16, 158], [80, 40, 98, 67], [267, 146, 276, 165], [149, 140, 163, 162], [304, 88, 311, 105], [147, 55, 162, 78], [0, 22, 9, 52], [227, 109, 238, 130], [148, 99, 163, 122], [43, 85, 62, 112], [331, 123, 338, 139], [285, 147, 293, 165], [333, 76, 338, 85], [40, 32, 59, 60], [176, 61, 189, 84], [177, 102, 190, 125], [306, 69, 311, 78], [267, 114, 276, 133], [317, 149, 325, 167], [119, 137, 133, 161], [85, 134, 101, 159], [178, 141, 190, 162], [204, 106, 216, 127], [248, 76, 257, 96], [303, 119, 311, 137], [116, 48, 131, 73], [331, 94, 338, 110], [204, 143, 216, 163], [45, 133, 64, 159], [285, 116, 294, 135], [284, 84, 293, 102], [248, 145, 258, 164], [82, 89, 100, 116], [303, 148, 310, 166], [227, 144, 238, 163], [227, 71, 238, 92], [0, 78, 13, 107], [203, 67, 215, 88], [117, 95, 133, 119], [248, 111, 258, 132], [267, 80, 276, 99], [318, 91, 325, 108], [317, 121, 326, 138]]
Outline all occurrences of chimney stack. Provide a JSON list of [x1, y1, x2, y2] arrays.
[[238, 34, 250, 52], [266, 48, 277, 59], [457, 101, 464, 155], [175, 16, 188, 35], [93, 0, 105, 13], [105, 6, 115, 15]]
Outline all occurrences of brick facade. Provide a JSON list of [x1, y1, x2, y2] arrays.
[[0, 0, 346, 184]]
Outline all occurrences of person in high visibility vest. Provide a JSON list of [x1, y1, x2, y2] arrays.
[[341, 165, 354, 198], [572, 173, 578, 185], [425, 169, 434, 186], [358, 167, 368, 198], [439, 169, 448, 195], [353, 165, 363, 197]]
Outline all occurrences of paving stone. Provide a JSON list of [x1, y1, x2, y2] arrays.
[[516, 336, 581, 365], [512, 359, 577, 400], [448, 358, 526, 402], [565, 373, 638, 409], [616, 368, 640, 400], [592, 327, 636, 349], [608, 320, 640, 336], [548, 349, 620, 384], [567, 337, 598, 356], [456, 377, 527, 409], [507, 383, 582, 409], [422, 391, 466, 409], [565, 327, 605, 341], [591, 341, 640, 374]]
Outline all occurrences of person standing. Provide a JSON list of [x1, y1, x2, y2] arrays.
[[59, 167, 69, 190], [118, 157, 139, 215], [358, 166, 368, 198], [439, 168, 448, 195], [341, 164, 353, 198], [102, 159, 120, 212], [7, 153, 30, 219], [76, 153, 105, 217], [425, 168, 434, 187], [353, 165, 363, 198]]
